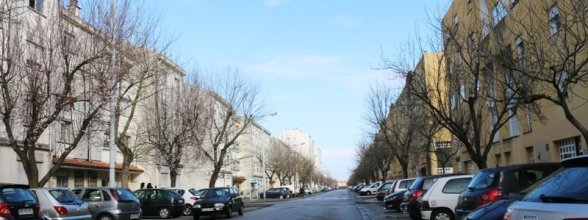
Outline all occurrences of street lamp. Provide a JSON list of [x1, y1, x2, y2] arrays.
[[261, 112, 277, 199]]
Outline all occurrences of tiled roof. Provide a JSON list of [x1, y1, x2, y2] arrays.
[[53, 158, 144, 172]]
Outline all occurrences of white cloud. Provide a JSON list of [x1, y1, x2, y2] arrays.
[[334, 15, 362, 29], [246, 53, 392, 93], [264, 0, 289, 8]]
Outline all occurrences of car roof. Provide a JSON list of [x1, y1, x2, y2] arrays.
[[0, 184, 30, 189], [477, 162, 560, 172], [561, 155, 588, 167]]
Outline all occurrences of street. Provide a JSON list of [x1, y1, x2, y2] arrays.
[[166, 189, 410, 220]]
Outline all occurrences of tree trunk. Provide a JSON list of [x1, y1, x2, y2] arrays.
[[209, 164, 221, 188], [121, 152, 132, 188], [26, 148, 41, 187], [401, 162, 409, 178], [170, 169, 177, 187]]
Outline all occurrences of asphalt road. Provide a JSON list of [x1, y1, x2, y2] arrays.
[[169, 189, 411, 220]]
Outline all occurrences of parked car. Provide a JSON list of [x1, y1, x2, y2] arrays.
[[166, 188, 200, 215], [504, 155, 588, 220], [192, 187, 243, 220], [383, 190, 407, 212], [464, 193, 524, 220], [30, 188, 92, 220], [420, 174, 473, 220], [72, 187, 141, 220], [259, 188, 289, 199], [376, 181, 395, 201], [389, 178, 416, 195], [0, 184, 40, 220], [454, 163, 560, 219], [359, 181, 382, 195], [134, 189, 185, 219], [401, 173, 462, 219]]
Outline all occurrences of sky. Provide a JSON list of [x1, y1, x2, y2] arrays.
[[144, 0, 452, 181]]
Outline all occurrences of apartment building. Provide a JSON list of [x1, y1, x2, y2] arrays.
[[442, 0, 588, 173]]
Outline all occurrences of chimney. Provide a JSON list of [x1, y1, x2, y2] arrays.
[[68, 0, 80, 16]]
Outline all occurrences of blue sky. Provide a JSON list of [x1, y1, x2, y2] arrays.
[[145, 0, 452, 181]]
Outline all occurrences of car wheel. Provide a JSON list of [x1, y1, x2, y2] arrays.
[[183, 204, 192, 216], [367, 191, 371, 195], [432, 209, 454, 220], [237, 205, 243, 216], [225, 206, 233, 218], [159, 207, 171, 219], [98, 214, 114, 220]]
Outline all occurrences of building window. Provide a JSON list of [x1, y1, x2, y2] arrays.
[[556, 71, 568, 96], [558, 138, 578, 160], [516, 37, 525, 58], [465, 161, 474, 174], [549, 4, 560, 35], [88, 171, 98, 187], [525, 105, 533, 132], [495, 154, 502, 167], [74, 171, 85, 188], [63, 33, 73, 52], [480, 0, 490, 37], [29, 0, 43, 13], [453, 14, 459, 29], [504, 151, 511, 165], [59, 121, 72, 143], [467, 0, 473, 14], [492, 0, 508, 26], [56, 175, 68, 187]]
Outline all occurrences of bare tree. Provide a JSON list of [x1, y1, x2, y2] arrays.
[[0, 0, 119, 187], [296, 155, 315, 187], [201, 67, 265, 188], [143, 72, 211, 187], [505, 0, 588, 148], [384, 4, 529, 169]]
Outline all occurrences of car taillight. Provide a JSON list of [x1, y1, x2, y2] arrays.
[[0, 202, 12, 218], [110, 189, 120, 202], [481, 188, 500, 205], [190, 196, 198, 200], [503, 210, 511, 220], [412, 190, 424, 201], [54, 206, 68, 216]]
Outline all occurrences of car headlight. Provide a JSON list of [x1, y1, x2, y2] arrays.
[[214, 203, 225, 210], [194, 204, 201, 209]]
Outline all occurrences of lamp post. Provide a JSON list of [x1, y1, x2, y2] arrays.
[[261, 112, 277, 199]]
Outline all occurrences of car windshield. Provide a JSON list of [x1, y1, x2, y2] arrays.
[[188, 189, 203, 197], [50, 189, 83, 205], [200, 188, 230, 199], [525, 167, 588, 203], [1, 187, 36, 203], [468, 170, 496, 190]]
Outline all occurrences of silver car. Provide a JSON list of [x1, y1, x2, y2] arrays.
[[504, 155, 588, 220], [71, 188, 141, 220], [30, 188, 92, 220]]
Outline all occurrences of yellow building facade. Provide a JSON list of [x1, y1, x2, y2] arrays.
[[443, 0, 588, 173]]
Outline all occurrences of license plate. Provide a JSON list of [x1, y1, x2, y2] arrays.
[[130, 214, 140, 219], [201, 208, 213, 212], [18, 208, 33, 216]]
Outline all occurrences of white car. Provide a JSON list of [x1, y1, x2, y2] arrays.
[[167, 188, 201, 215], [360, 181, 382, 195], [504, 155, 588, 220], [420, 174, 472, 220], [389, 178, 416, 194]]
